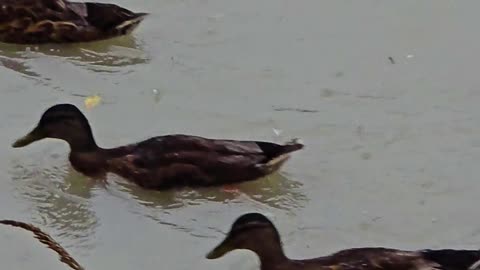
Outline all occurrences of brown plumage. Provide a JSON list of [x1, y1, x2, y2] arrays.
[[0, 0, 147, 44], [12, 104, 304, 190], [206, 213, 480, 270], [0, 219, 83, 270]]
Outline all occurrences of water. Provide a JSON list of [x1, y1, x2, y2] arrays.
[[2, 0, 480, 269]]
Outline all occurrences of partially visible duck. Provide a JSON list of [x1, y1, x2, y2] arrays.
[[0, 0, 147, 44], [207, 213, 480, 270], [12, 104, 303, 190]]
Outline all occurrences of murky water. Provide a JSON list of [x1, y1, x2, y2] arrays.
[[2, 0, 480, 269]]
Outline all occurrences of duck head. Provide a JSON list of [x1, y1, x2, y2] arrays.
[[12, 104, 98, 152], [206, 213, 286, 261]]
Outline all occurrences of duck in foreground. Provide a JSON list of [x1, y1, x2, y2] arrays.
[[207, 213, 480, 270], [12, 104, 303, 190], [0, 0, 147, 44]]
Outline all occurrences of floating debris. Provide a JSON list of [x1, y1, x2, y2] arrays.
[[273, 106, 319, 113], [334, 71, 344, 78], [0, 220, 84, 270], [207, 13, 225, 22], [152, 88, 162, 103], [272, 128, 283, 137], [84, 94, 102, 109], [388, 56, 395, 64]]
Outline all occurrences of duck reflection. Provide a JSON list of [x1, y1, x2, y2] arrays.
[[113, 172, 307, 211], [10, 156, 306, 241], [105, 171, 307, 238], [0, 35, 149, 76], [9, 162, 99, 252]]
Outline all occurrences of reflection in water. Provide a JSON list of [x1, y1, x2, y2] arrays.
[[9, 162, 99, 254], [115, 173, 307, 210], [10, 154, 306, 242], [105, 172, 308, 237], [0, 35, 150, 76]]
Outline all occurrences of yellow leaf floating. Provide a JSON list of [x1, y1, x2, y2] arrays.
[[84, 95, 102, 109]]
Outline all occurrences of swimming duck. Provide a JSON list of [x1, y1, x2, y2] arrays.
[[0, 0, 147, 44], [12, 104, 303, 190], [206, 213, 480, 270]]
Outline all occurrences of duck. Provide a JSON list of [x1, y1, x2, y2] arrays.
[[206, 213, 480, 270], [0, 0, 147, 44], [12, 104, 304, 190]]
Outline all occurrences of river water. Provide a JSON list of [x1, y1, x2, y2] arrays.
[[1, 0, 480, 269]]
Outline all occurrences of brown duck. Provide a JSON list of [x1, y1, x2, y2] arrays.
[[207, 213, 480, 270], [12, 104, 303, 190], [0, 0, 147, 44]]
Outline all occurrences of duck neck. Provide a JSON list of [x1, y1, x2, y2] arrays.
[[254, 241, 289, 270], [68, 139, 99, 152], [65, 125, 100, 153]]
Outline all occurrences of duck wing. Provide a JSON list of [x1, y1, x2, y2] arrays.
[[0, 0, 88, 43], [74, 2, 147, 33], [304, 248, 480, 270], [105, 135, 303, 188], [420, 249, 480, 270], [0, 0, 85, 23], [0, 0, 145, 43], [130, 135, 303, 167]]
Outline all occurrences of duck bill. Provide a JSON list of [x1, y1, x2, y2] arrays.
[[12, 127, 45, 148], [206, 236, 233, 259]]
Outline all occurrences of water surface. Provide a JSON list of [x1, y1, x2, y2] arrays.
[[2, 1, 480, 269]]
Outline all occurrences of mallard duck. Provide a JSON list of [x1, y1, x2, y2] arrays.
[[0, 0, 147, 44], [207, 213, 480, 270], [12, 104, 303, 190]]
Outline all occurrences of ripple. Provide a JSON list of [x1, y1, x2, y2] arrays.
[[101, 172, 308, 238], [9, 160, 100, 255], [9, 151, 307, 243], [0, 35, 150, 78], [108, 172, 307, 210]]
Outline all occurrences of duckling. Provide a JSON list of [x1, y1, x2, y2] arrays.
[[0, 0, 147, 44], [207, 213, 480, 270], [12, 104, 303, 190]]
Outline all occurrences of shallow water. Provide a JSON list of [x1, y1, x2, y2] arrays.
[[2, 0, 480, 269]]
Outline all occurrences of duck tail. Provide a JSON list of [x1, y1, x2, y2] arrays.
[[421, 249, 480, 270], [258, 154, 291, 174], [254, 138, 303, 173], [115, 12, 149, 35], [280, 138, 304, 154], [0, 220, 84, 270]]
